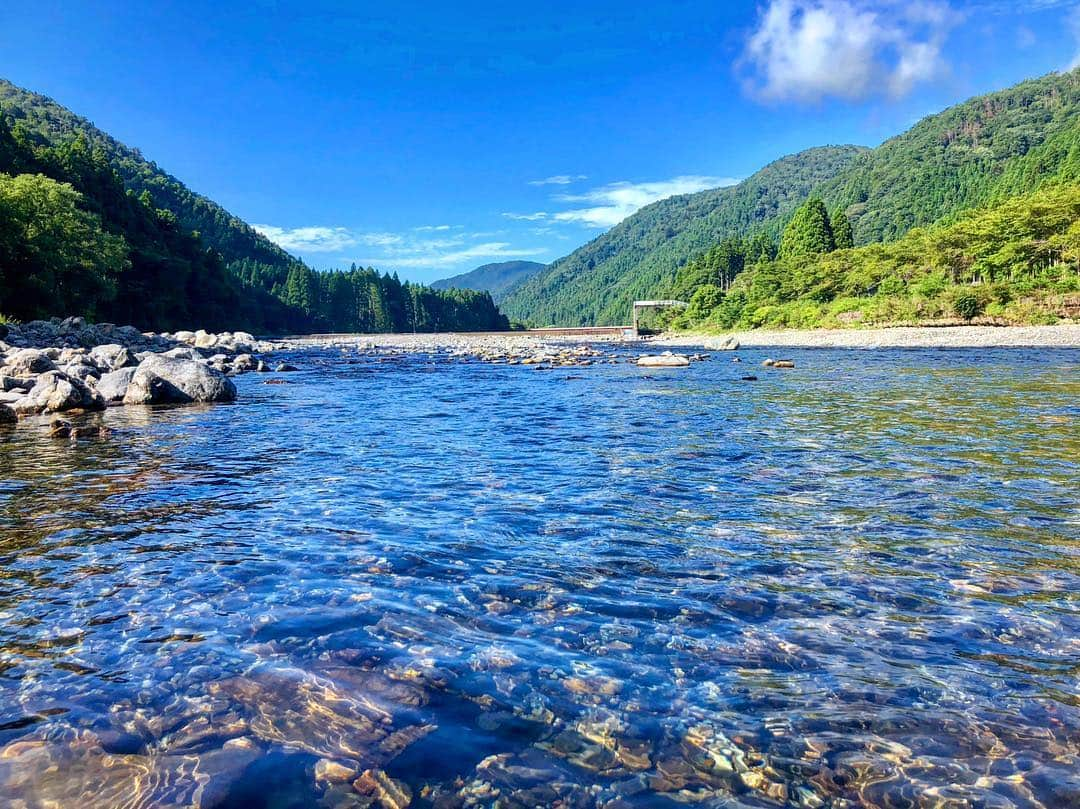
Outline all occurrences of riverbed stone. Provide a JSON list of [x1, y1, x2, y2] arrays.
[[13, 371, 106, 415], [90, 343, 138, 371], [637, 353, 690, 368], [0, 404, 15, 424], [124, 355, 237, 404], [164, 346, 204, 361], [5, 348, 56, 376], [95, 366, 139, 403]]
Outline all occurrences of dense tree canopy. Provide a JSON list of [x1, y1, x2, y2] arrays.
[[504, 70, 1080, 326], [0, 83, 509, 334], [670, 183, 1080, 330], [779, 198, 835, 259]]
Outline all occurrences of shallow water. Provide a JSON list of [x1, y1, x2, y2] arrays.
[[1, 345, 1078, 808]]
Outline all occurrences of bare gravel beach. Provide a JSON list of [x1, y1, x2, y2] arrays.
[[285, 324, 1080, 356], [656, 324, 1080, 349]]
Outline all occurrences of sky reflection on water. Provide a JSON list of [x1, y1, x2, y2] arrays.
[[0, 345, 1078, 808]]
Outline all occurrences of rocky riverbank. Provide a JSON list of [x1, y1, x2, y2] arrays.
[[0, 317, 283, 427], [655, 324, 1080, 349]]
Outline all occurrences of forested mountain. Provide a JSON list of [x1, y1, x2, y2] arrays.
[[0, 79, 303, 277], [501, 146, 865, 326], [431, 260, 546, 301], [503, 70, 1080, 327], [0, 79, 508, 333], [672, 184, 1080, 330]]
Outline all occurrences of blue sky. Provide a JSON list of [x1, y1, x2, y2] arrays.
[[2, 1, 1078, 282]]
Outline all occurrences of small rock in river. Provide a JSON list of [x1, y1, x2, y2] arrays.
[[353, 769, 412, 809], [637, 353, 690, 368], [275, 362, 299, 372], [315, 758, 358, 784]]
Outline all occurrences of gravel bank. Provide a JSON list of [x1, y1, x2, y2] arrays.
[[655, 325, 1080, 349]]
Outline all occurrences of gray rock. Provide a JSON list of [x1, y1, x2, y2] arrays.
[[95, 366, 138, 403], [193, 330, 218, 349], [60, 362, 100, 383], [123, 355, 237, 405], [0, 375, 33, 393], [13, 371, 106, 415], [5, 348, 56, 375], [59, 316, 87, 333], [90, 343, 138, 371], [275, 362, 299, 372], [231, 354, 257, 373], [0, 403, 14, 424], [164, 347, 204, 361]]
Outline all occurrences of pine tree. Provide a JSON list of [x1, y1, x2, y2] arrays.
[[779, 198, 835, 259], [832, 208, 855, 249]]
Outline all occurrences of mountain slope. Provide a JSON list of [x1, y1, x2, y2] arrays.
[[501, 146, 865, 326], [816, 70, 1080, 245], [0, 79, 299, 278], [431, 260, 546, 301], [0, 79, 509, 333], [503, 70, 1080, 327]]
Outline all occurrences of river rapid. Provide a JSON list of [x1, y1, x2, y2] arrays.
[[1, 342, 1078, 808]]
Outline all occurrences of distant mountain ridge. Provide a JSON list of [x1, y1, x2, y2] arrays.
[[502, 70, 1080, 327], [431, 260, 546, 301]]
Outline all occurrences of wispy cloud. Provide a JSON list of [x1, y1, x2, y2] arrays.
[[502, 211, 550, 221], [528, 174, 588, 186], [740, 0, 960, 104], [358, 242, 546, 269], [546, 175, 738, 228], [252, 225, 362, 252]]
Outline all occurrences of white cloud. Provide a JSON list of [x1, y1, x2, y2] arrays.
[[412, 224, 458, 232], [502, 211, 550, 221], [549, 175, 738, 228], [358, 242, 546, 269], [741, 0, 959, 103], [253, 224, 361, 252], [527, 174, 588, 186]]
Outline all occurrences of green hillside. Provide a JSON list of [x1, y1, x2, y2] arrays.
[[503, 70, 1080, 327], [0, 79, 507, 333], [672, 183, 1080, 330], [431, 260, 546, 302], [501, 146, 865, 326]]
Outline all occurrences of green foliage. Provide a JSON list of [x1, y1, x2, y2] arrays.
[[505, 70, 1080, 326], [951, 290, 982, 320], [0, 81, 507, 333], [832, 208, 854, 249], [502, 146, 865, 326], [685, 283, 723, 321], [779, 197, 835, 259], [0, 172, 126, 318], [678, 183, 1080, 330]]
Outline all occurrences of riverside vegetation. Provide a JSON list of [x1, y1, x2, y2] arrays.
[[503, 70, 1080, 330], [0, 80, 506, 335]]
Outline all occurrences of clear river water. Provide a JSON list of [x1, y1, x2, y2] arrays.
[[0, 343, 1078, 808]]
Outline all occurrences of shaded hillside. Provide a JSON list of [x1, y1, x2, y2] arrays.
[[0, 79, 509, 333], [501, 146, 865, 326], [431, 260, 545, 302]]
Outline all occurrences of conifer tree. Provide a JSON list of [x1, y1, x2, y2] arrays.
[[779, 198, 835, 259], [832, 208, 855, 250]]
